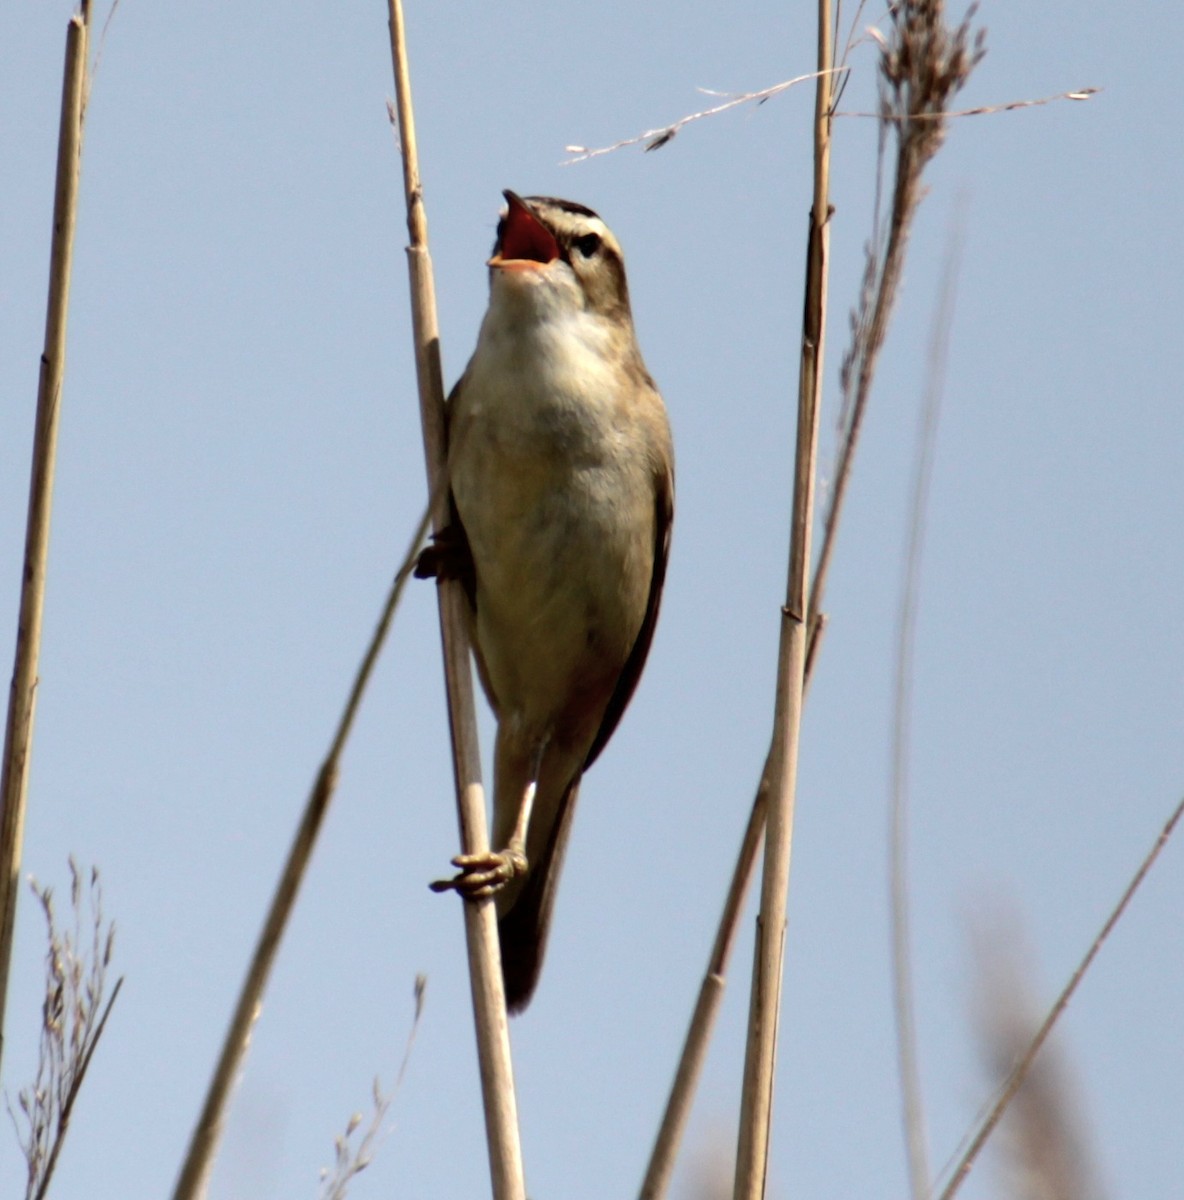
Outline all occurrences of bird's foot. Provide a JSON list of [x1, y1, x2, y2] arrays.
[[414, 523, 474, 584], [429, 846, 528, 899]]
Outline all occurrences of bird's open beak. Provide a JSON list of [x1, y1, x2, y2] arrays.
[[488, 190, 560, 271]]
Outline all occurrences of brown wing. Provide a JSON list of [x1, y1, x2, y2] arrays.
[[583, 456, 674, 770]]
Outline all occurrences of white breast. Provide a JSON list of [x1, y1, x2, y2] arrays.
[[448, 276, 656, 730]]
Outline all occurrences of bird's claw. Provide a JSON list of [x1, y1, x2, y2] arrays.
[[414, 523, 474, 584], [429, 848, 528, 899]]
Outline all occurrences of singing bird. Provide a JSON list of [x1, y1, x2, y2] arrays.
[[417, 192, 673, 1012]]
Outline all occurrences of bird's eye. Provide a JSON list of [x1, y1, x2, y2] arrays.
[[573, 232, 601, 258]]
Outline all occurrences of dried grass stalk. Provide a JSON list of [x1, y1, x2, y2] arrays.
[[732, 2, 834, 1195], [0, 4, 89, 1078], [843, 13, 985, 1186], [890, 217, 965, 1200], [562, 69, 843, 163], [317, 974, 427, 1200], [644, 4, 986, 1194], [936, 794, 1184, 1199], [641, 757, 769, 1199], [171, 507, 430, 1200], [385, 2, 525, 1197]]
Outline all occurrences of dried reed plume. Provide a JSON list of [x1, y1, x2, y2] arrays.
[[822, 0, 986, 609], [970, 917, 1105, 1200], [7, 861, 122, 1200], [829, 9, 987, 1198]]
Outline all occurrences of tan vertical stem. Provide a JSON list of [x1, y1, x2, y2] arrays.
[[386, 4, 526, 1199], [732, 5, 832, 1198], [171, 506, 429, 1200], [643, 618, 819, 1198], [0, 5, 89, 1080], [641, 761, 769, 1200]]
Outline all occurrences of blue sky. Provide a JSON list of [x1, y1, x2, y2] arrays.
[[2, 2, 1182, 1198]]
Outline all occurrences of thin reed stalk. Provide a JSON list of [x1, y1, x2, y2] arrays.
[[732, 3, 833, 1196], [890, 222, 963, 1200], [385, 3, 525, 1198], [0, 3, 90, 1080], [641, 756, 770, 1199], [644, 6, 986, 1193], [171, 507, 430, 1200], [936, 793, 1184, 1199]]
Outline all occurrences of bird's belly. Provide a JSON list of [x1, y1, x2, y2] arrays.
[[454, 429, 651, 740]]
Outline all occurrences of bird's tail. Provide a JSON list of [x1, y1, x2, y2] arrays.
[[497, 777, 580, 1013]]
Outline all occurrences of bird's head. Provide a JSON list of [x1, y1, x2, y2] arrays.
[[488, 191, 633, 324]]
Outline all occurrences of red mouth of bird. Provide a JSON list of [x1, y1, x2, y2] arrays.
[[489, 192, 559, 269]]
